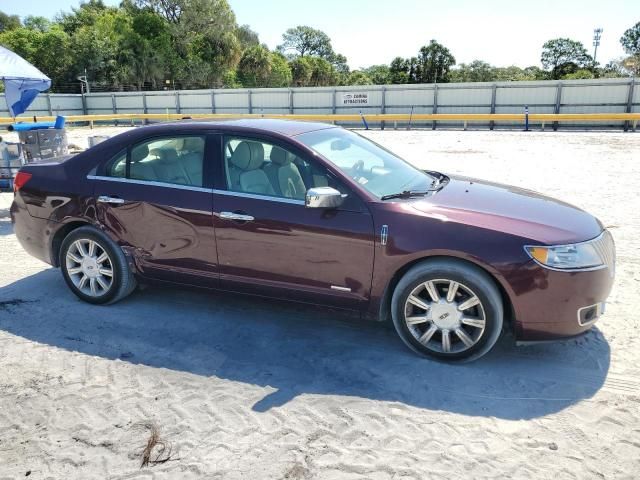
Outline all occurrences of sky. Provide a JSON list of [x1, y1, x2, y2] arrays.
[[2, 0, 639, 69]]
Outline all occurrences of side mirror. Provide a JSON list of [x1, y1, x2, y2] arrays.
[[305, 187, 344, 209]]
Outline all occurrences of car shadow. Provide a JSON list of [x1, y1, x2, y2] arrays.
[[0, 268, 611, 420]]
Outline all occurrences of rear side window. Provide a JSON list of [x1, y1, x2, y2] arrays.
[[106, 150, 126, 178], [106, 136, 206, 187]]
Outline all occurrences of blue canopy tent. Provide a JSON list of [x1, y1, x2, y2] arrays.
[[0, 45, 51, 118]]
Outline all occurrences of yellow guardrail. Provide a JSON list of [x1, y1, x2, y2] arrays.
[[1, 112, 639, 126]]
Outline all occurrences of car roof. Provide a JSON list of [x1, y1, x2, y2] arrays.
[[154, 118, 337, 137]]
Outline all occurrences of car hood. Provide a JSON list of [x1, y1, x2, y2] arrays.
[[408, 175, 603, 244]]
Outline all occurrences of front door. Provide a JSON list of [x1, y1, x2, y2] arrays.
[[212, 135, 375, 310], [91, 134, 218, 287]]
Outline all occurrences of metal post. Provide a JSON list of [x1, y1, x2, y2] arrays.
[[46, 94, 53, 116], [175, 91, 181, 114], [432, 84, 438, 130], [332, 88, 337, 114], [360, 110, 369, 130], [381, 86, 386, 130], [111, 93, 116, 126], [248, 89, 252, 114], [624, 78, 635, 132], [142, 92, 148, 114], [80, 94, 88, 115], [288, 88, 294, 114], [553, 82, 562, 131], [489, 84, 497, 131], [81, 94, 91, 128], [524, 105, 529, 131], [211, 90, 216, 114]]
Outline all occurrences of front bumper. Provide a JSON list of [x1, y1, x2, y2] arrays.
[[507, 261, 614, 341]]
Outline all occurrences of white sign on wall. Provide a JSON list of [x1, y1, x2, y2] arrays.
[[341, 93, 369, 106]]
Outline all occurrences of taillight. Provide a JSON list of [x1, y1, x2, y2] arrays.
[[13, 172, 32, 192]]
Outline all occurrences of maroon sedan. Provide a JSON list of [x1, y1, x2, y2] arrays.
[[10, 120, 615, 361]]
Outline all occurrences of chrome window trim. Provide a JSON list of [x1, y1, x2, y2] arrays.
[[212, 189, 306, 205], [87, 175, 306, 205], [87, 175, 213, 193]]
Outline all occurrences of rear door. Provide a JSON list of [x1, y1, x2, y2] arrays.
[[90, 134, 219, 287], [212, 134, 375, 310]]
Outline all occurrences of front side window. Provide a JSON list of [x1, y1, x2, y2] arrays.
[[224, 137, 328, 201], [106, 136, 205, 187], [296, 128, 435, 199]]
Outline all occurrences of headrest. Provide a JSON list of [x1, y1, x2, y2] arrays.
[[270, 146, 293, 166], [249, 142, 264, 167], [153, 148, 178, 163], [183, 137, 204, 153], [131, 144, 149, 163], [230, 141, 264, 171]]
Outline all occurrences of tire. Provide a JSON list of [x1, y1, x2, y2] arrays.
[[391, 258, 503, 362], [59, 226, 137, 305]]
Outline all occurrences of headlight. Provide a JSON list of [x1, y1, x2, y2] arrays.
[[525, 241, 603, 270]]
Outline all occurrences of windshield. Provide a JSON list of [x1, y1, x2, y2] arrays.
[[296, 128, 435, 199]]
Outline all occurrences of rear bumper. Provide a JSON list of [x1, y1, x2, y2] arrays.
[[10, 196, 55, 265], [508, 261, 614, 341]]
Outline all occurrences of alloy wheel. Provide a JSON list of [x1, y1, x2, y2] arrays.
[[403, 278, 487, 354], [65, 239, 114, 297]]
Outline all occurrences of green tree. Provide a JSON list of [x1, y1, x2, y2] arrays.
[[599, 60, 627, 78], [307, 56, 336, 86], [278, 25, 333, 58], [562, 69, 595, 80], [57, 0, 111, 35], [23, 16, 52, 32], [0, 25, 73, 89], [541, 38, 593, 80], [0, 11, 21, 32], [268, 52, 292, 87], [417, 40, 455, 83], [120, 5, 176, 89], [290, 56, 313, 86], [346, 70, 373, 85], [363, 65, 390, 84], [620, 22, 640, 56], [450, 60, 493, 82], [236, 44, 271, 87], [222, 69, 241, 88], [522, 66, 548, 80], [389, 57, 409, 84], [235, 24, 259, 48], [136, 0, 241, 87]]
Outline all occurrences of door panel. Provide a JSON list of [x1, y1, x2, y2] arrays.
[[91, 180, 218, 287], [213, 192, 375, 309]]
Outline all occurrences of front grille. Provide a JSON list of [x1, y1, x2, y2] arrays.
[[592, 230, 616, 277]]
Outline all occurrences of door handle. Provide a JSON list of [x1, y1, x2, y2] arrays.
[[220, 211, 255, 222], [97, 195, 125, 205]]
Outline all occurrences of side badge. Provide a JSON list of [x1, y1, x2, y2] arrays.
[[381, 225, 389, 246]]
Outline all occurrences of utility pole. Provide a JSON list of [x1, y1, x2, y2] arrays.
[[593, 28, 603, 66]]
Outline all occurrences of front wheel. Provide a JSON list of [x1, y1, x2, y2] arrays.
[[60, 226, 137, 305], [391, 259, 503, 362]]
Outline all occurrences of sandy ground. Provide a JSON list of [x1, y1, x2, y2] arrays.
[[1, 127, 640, 479]]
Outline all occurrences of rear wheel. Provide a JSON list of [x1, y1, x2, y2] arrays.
[[391, 259, 503, 362], [60, 226, 136, 305]]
